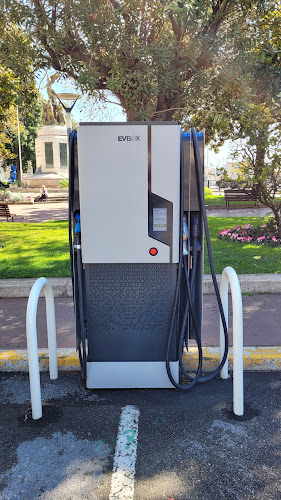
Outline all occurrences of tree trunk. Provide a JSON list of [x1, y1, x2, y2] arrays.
[[254, 134, 266, 198], [272, 206, 281, 239], [151, 94, 175, 121], [124, 93, 176, 122]]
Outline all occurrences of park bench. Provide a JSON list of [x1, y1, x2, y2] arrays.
[[224, 189, 259, 209], [0, 202, 16, 221]]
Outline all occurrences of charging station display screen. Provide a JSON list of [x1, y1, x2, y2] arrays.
[[153, 208, 168, 232]]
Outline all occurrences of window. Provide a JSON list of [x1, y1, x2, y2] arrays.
[[45, 142, 54, 168], [59, 143, 68, 168]]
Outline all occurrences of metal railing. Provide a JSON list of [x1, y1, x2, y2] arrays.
[[26, 278, 58, 419], [219, 267, 244, 416]]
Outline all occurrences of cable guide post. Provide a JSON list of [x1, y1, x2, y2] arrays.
[[26, 278, 58, 419], [219, 266, 244, 416]]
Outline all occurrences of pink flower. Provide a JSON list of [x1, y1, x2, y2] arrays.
[[272, 236, 277, 241], [257, 236, 265, 241], [245, 224, 251, 229], [243, 237, 248, 241], [248, 237, 253, 241], [261, 223, 267, 228], [242, 231, 246, 234]]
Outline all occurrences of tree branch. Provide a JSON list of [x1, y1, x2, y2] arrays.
[[108, 0, 129, 21]]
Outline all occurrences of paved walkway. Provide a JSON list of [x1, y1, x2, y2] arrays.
[[0, 201, 271, 223], [207, 206, 269, 217], [0, 202, 68, 223], [1, 294, 280, 350]]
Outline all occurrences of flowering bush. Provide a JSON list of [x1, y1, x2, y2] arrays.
[[219, 220, 281, 246], [0, 190, 25, 202]]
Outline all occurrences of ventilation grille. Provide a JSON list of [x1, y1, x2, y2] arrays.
[[86, 264, 176, 334]]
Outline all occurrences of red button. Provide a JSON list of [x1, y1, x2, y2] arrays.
[[149, 247, 158, 256]]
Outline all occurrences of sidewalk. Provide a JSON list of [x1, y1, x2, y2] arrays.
[[0, 201, 68, 223], [0, 291, 280, 372], [0, 202, 270, 223], [1, 294, 280, 350]]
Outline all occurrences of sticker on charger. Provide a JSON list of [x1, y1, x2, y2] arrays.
[[153, 208, 167, 232]]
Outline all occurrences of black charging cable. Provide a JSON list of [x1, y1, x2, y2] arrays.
[[166, 129, 229, 389], [191, 128, 228, 382], [166, 136, 203, 390]]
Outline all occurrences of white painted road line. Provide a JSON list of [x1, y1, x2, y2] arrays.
[[109, 405, 140, 500]]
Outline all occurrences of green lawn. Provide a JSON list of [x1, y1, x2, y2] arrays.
[[205, 217, 281, 274], [205, 194, 281, 207], [0, 217, 280, 279], [205, 195, 227, 206], [0, 221, 71, 279]]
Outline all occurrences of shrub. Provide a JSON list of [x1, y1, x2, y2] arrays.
[[219, 221, 281, 246], [0, 190, 24, 202], [60, 179, 69, 189], [205, 187, 213, 196]]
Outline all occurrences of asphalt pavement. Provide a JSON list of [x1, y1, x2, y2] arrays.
[[0, 371, 280, 500]]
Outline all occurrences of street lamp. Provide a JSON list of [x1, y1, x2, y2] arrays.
[[16, 105, 23, 184], [55, 93, 81, 136]]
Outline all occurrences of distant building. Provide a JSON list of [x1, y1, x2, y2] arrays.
[[35, 126, 68, 174], [226, 161, 246, 180], [22, 125, 69, 188]]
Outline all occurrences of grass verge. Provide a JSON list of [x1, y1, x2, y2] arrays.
[[0, 221, 70, 279], [205, 217, 281, 274], [205, 195, 280, 208], [0, 217, 280, 278]]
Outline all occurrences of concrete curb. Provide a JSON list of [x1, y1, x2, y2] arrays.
[[1, 274, 281, 298], [0, 347, 280, 373], [0, 278, 73, 298]]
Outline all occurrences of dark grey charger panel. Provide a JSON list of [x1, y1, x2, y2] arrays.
[[85, 263, 178, 362]]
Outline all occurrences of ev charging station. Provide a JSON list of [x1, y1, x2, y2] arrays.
[[69, 122, 228, 390]]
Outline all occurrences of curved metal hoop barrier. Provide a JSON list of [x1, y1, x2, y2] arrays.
[[26, 278, 58, 419], [219, 267, 244, 416]]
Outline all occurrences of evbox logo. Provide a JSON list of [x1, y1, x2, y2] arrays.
[[118, 136, 140, 142]]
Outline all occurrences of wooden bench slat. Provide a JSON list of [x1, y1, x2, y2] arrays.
[[224, 189, 258, 209], [0, 203, 16, 221]]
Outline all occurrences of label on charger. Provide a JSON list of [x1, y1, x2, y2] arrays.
[[153, 208, 167, 232]]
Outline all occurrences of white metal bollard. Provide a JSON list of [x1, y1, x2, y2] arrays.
[[219, 267, 244, 416], [26, 278, 58, 419]]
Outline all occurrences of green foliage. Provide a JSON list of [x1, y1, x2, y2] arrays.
[[0, 67, 19, 123], [1, 96, 43, 171], [0, 0, 270, 121], [0, 22, 42, 166], [0, 190, 24, 202], [216, 168, 229, 181], [59, 179, 69, 189], [204, 186, 213, 196]]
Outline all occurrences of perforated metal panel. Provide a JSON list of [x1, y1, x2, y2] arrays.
[[84, 263, 178, 362]]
